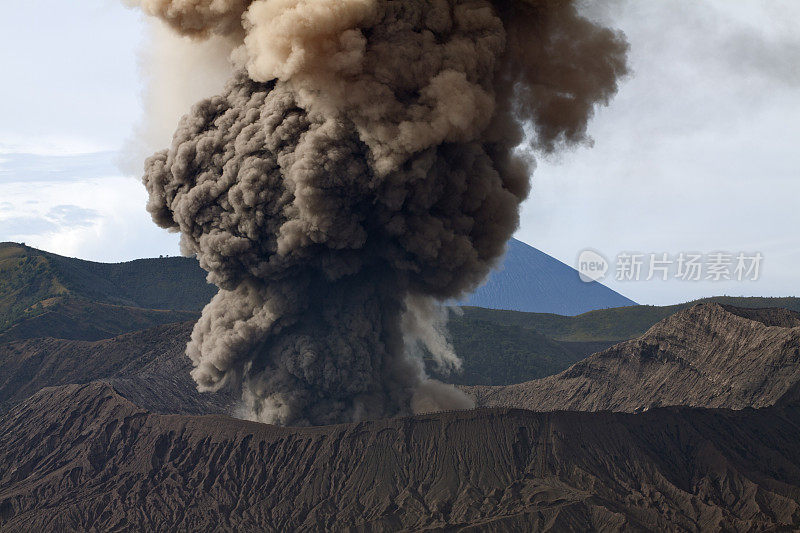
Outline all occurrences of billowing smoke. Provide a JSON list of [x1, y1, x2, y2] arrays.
[[133, 0, 628, 426], [119, 18, 236, 175]]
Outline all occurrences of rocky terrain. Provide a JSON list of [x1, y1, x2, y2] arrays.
[[466, 303, 800, 412], [0, 321, 234, 414], [3, 243, 800, 530], [1, 382, 799, 531]]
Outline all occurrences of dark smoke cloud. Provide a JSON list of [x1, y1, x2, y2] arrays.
[[136, 0, 628, 425]]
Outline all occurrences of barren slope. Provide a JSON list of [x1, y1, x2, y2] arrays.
[[466, 304, 800, 412], [1, 382, 799, 531], [0, 322, 234, 414]]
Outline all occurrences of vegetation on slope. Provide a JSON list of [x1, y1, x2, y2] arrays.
[[438, 297, 800, 384], [430, 314, 607, 385], [43, 251, 216, 310], [0, 298, 198, 343], [0, 244, 68, 330], [0, 243, 214, 337], [462, 296, 800, 342]]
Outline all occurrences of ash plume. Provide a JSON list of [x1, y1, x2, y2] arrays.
[[120, 19, 235, 175], [134, 0, 628, 426]]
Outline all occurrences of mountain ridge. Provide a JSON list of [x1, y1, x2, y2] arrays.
[[0, 242, 214, 333], [1, 381, 799, 531], [2, 239, 637, 325], [0, 320, 234, 414], [3, 248, 800, 530], [466, 303, 800, 413]]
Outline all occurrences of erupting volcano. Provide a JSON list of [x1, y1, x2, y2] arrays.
[[132, 0, 628, 425]]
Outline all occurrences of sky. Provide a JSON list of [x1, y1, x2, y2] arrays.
[[0, 0, 797, 306]]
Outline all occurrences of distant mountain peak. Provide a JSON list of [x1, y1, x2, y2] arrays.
[[463, 238, 636, 315]]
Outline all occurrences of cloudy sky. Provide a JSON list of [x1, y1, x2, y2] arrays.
[[0, 0, 797, 305]]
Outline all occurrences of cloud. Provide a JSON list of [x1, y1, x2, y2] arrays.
[[0, 175, 180, 261], [516, 0, 800, 305], [0, 151, 119, 184], [0, 204, 99, 238], [1, 216, 59, 236], [0, 1, 142, 156], [119, 19, 235, 176], [46, 205, 100, 227], [0, 136, 111, 157], [720, 27, 800, 87]]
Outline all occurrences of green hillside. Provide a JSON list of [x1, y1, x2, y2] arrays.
[[0, 243, 213, 336], [0, 298, 198, 343], [437, 296, 800, 384], [0, 244, 69, 329], [430, 314, 611, 386], [462, 296, 800, 342], [40, 250, 216, 310]]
